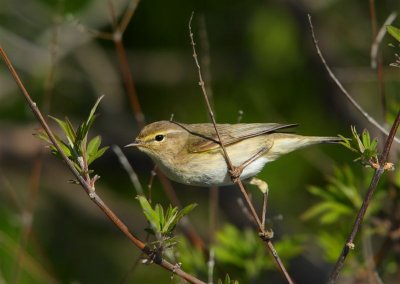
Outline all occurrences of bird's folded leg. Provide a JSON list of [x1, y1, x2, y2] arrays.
[[259, 229, 274, 241]]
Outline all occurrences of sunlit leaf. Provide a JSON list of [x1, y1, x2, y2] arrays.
[[387, 25, 400, 42], [136, 195, 160, 231]]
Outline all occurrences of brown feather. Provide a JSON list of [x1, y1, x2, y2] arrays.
[[171, 122, 298, 153]]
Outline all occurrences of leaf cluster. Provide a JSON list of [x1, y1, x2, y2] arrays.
[[36, 96, 108, 179], [387, 25, 400, 43], [302, 166, 384, 224], [339, 126, 378, 167], [136, 195, 197, 249]]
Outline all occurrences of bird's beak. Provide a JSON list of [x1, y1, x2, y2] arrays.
[[125, 140, 141, 148]]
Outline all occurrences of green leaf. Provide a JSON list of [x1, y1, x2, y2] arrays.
[[338, 134, 357, 153], [136, 195, 159, 231], [74, 96, 103, 144], [75, 122, 87, 145], [87, 95, 104, 126], [162, 206, 179, 233], [49, 116, 76, 143], [64, 117, 77, 141], [52, 133, 73, 158], [340, 126, 378, 166], [387, 25, 400, 42], [87, 136, 101, 155], [301, 201, 352, 223], [87, 146, 108, 165], [179, 203, 198, 217], [155, 204, 164, 232], [35, 129, 51, 144]]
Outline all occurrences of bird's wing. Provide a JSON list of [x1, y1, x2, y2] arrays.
[[182, 123, 298, 153]]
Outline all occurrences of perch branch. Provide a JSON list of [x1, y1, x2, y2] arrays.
[[0, 46, 205, 284]]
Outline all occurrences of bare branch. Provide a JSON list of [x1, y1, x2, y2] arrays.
[[112, 145, 144, 195], [307, 14, 400, 144], [119, 0, 141, 34]]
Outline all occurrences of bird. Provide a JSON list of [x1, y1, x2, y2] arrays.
[[126, 120, 341, 187]]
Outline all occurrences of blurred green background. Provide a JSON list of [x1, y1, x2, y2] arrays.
[[1, 0, 400, 283]]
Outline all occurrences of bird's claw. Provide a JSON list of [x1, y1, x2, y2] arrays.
[[259, 229, 274, 241], [230, 166, 243, 183]]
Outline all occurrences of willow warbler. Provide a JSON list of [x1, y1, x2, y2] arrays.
[[126, 121, 341, 186]]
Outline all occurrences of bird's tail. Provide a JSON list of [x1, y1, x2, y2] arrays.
[[267, 134, 343, 161]]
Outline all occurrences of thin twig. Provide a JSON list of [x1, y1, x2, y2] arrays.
[[328, 110, 400, 283], [198, 14, 214, 112], [307, 14, 400, 145], [188, 13, 233, 170], [188, 12, 294, 284], [197, 14, 219, 246], [0, 46, 205, 284], [112, 145, 144, 195], [147, 166, 157, 203], [109, 10, 145, 129], [71, 1, 144, 127], [119, 0, 140, 34], [236, 198, 257, 225]]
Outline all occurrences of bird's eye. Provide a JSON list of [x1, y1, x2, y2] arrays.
[[155, 134, 165, 142]]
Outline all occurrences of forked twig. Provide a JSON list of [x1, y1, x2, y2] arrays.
[[0, 47, 205, 284], [328, 111, 400, 283], [307, 14, 400, 144], [188, 12, 294, 284]]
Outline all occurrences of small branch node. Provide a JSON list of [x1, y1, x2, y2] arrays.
[[113, 31, 122, 42], [171, 262, 182, 280], [88, 191, 96, 199], [346, 242, 355, 250], [259, 230, 274, 241], [383, 162, 395, 171]]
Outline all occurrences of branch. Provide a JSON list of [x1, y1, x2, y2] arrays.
[[370, 12, 397, 69], [0, 46, 205, 284], [328, 110, 400, 283], [107, 0, 145, 129], [112, 145, 144, 195], [307, 14, 400, 145], [188, 12, 294, 284]]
